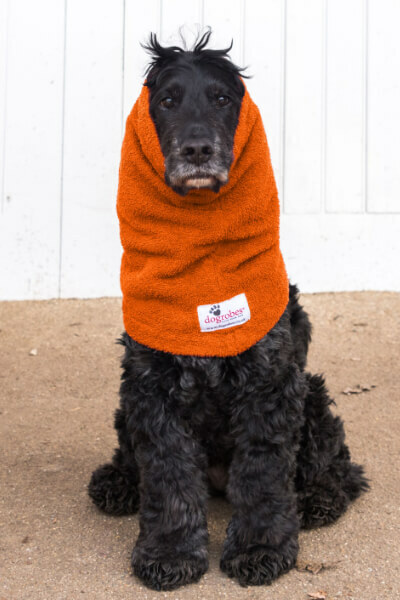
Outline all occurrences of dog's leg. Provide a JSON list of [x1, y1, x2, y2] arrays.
[[296, 372, 369, 528], [220, 363, 306, 586], [288, 283, 312, 371], [88, 407, 140, 515], [129, 389, 209, 590]]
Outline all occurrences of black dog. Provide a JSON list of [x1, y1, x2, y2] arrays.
[[88, 31, 368, 590]]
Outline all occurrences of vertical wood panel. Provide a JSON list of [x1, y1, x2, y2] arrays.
[[325, 0, 365, 213], [244, 0, 285, 197], [123, 0, 160, 122], [202, 0, 244, 66], [60, 0, 124, 298], [281, 213, 400, 291], [1, 0, 400, 299], [0, 0, 64, 300], [367, 0, 400, 213], [0, 0, 9, 215], [284, 0, 324, 213]]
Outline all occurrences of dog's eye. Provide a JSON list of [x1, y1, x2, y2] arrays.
[[160, 97, 174, 109], [217, 95, 230, 107]]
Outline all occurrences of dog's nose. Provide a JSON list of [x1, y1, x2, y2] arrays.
[[181, 139, 214, 165]]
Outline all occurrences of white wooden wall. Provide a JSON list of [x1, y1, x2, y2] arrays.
[[0, 0, 399, 300]]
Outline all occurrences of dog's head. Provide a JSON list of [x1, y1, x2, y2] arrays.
[[143, 29, 247, 196]]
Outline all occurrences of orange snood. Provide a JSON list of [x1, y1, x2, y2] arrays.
[[117, 84, 289, 357]]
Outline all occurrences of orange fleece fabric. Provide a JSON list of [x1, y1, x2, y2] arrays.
[[117, 83, 289, 357]]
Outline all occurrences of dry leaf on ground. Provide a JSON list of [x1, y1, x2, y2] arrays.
[[341, 384, 376, 395], [297, 559, 341, 575], [307, 592, 327, 600]]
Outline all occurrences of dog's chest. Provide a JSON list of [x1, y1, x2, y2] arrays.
[[172, 358, 251, 443]]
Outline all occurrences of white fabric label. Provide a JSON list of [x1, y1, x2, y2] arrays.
[[197, 293, 250, 332]]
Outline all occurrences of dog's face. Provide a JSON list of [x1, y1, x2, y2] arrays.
[[144, 34, 245, 196]]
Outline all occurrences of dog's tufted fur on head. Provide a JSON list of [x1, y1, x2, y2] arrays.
[[88, 30, 368, 591]]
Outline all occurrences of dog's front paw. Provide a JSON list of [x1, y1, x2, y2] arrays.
[[88, 463, 139, 515], [220, 539, 298, 587], [132, 546, 208, 590]]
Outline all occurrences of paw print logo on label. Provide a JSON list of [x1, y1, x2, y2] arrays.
[[209, 304, 221, 316], [197, 293, 250, 332]]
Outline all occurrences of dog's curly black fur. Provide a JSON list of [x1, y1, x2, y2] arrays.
[[88, 31, 368, 591], [89, 287, 368, 589]]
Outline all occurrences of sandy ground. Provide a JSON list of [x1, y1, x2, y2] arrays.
[[0, 292, 399, 600]]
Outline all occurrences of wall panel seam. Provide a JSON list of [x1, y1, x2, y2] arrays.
[[364, 0, 369, 213], [240, 0, 246, 67], [281, 0, 287, 212], [159, 0, 163, 39], [321, 0, 328, 214], [58, 0, 68, 298], [121, 0, 126, 137]]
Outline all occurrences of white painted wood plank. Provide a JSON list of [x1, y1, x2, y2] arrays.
[[160, 0, 203, 45], [0, 0, 64, 300], [123, 0, 160, 122], [1, 0, 399, 300], [60, 0, 124, 298], [367, 0, 400, 213], [202, 0, 244, 66], [325, 0, 365, 213], [244, 0, 285, 199], [0, 0, 9, 215], [281, 213, 400, 291], [284, 0, 324, 213]]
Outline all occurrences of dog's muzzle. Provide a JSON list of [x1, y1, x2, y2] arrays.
[[164, 135, 231, 193]]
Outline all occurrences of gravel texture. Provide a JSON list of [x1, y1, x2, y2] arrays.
[[0, 292, 399, 600]]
